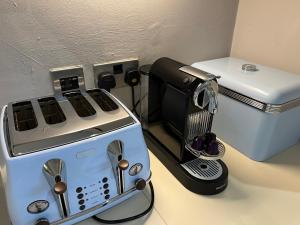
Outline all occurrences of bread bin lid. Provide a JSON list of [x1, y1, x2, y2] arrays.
[[192, 57, 300, 105]]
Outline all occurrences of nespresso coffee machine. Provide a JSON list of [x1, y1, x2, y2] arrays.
[[141, 57, 228, 195]]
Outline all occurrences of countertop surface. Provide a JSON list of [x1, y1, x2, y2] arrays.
[[1, 141, 300, 225]]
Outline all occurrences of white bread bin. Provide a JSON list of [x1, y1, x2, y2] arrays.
[[192, 57, 300, 161]]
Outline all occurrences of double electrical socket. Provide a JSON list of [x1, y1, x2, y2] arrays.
[[93, 58, 139, 89], [49, 58, 139, 91]]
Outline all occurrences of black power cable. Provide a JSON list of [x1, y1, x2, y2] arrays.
[[131, 86, 139, 116], [92, 181, 154, 224]]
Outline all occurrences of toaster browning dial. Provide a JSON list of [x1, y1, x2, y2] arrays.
[[129, 163, 143, 176], [27, 200, 49, 214]]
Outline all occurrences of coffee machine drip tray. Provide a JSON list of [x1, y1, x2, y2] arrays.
[[181, 158, 223, 181], [144, 130, 228, 195]]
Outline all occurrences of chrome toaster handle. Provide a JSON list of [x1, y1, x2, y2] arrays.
[[118, 159, 129, 171], [54, 181, 67, 195], [43, 159, 70, 218], [117, 159, 129, 194], [107, 140, 128, 195]]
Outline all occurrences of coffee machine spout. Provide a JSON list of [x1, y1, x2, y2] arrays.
[[193, 80, 219, 115], [207, 81, 219, 114]]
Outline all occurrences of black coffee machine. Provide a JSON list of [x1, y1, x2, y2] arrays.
[[140, 57, 228, 195]]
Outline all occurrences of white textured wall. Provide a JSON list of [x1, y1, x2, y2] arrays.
[[0, 0, 238, 107]]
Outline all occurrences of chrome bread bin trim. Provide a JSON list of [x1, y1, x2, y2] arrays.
[[219, 86, 300, 113]]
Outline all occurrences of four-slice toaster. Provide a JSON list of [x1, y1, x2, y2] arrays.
[[0, 66, 151, 225]]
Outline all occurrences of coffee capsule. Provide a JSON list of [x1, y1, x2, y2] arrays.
[[191, 136, 205, 151], [204, 132, 217, 145], [205, 140, 219, 155]]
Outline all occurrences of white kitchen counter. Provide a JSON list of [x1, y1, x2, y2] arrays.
[[1, 141, 300, 225]]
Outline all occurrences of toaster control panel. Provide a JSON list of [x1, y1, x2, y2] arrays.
[[72, 176, 113, 212]]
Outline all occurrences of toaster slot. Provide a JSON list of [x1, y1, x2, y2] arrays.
[[12, 101, 38, 131], [64, 92, 96, 117], [87, 89, 119, 112], [38, 97, 66, 124]]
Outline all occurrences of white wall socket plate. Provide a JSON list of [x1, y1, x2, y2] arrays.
[[93, 58, 139, 89]]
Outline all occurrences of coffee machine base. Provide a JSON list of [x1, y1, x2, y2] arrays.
[[144, 131, 228, 195]]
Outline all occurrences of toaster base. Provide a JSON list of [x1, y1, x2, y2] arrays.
[[144, 130, 228, 195]]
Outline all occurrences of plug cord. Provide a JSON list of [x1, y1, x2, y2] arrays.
[[131, 86, 140, 116], [92, 181, 155, 224]]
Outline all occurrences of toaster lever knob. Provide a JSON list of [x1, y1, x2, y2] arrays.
[[135, 178, 146, 190], [35, 218, 50, 225], [118, 160, 129, 170], [54, 181, 67, 195]]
